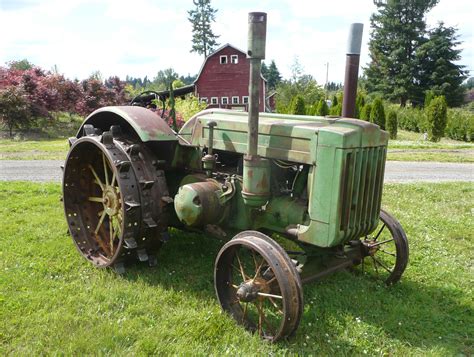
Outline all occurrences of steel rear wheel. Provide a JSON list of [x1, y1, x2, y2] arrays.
[[63, 126, 170, 271], [361, 209, 409, 285], [215, 231, 303, 342]]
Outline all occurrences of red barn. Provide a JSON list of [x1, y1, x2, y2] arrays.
[[193, 44, 266, 112]]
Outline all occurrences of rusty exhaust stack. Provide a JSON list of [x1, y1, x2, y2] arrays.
[[246, 12, 266, 158], [242, 12, 270, 208], [342, 23, 363, 118]]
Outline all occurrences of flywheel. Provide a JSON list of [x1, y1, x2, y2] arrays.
[[63, 125, 171, 272]]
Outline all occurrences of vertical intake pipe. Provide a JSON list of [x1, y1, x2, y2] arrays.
[[246, 12, 266, 158], [342, 23, 364, 118]]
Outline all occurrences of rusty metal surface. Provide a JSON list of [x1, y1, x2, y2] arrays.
[[342, 23, 363, 118], [174, 180, 227, 227], [63, 135, 142, 268], [63, 125, 170, 271], [342, 54, 360, 118], [215, 231, 303, 342], [77, 106, 178, 142]]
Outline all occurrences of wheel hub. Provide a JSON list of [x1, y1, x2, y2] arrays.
[[236, 278, 270, 302], [103, 186, 120, 216]]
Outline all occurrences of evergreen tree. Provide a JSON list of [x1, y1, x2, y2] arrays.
[[329, 93, 342, 116], [315, 99, 329, 116], [290, 95, 306, 115], [464, 77, 474, 90], [355, 93, 366, 119], [426, 95, 447, 141], [266, 60, 282, 90], [360, 103, 372, 121], [188, 0, 219, 57], [153, 68, 178, 91], [417, 23, 467, 107], [261, 62, 269, 80], [424, 90, 435, 107], [365, 0, 439, 106], [386, 110, 398, 139], [370, 98, 386, 129], [329, 103, 342, 116]]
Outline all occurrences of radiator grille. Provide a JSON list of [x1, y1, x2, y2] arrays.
[[339, 146, 386, 239]]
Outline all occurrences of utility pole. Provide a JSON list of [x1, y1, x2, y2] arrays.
[[324, 62, 329, 99]]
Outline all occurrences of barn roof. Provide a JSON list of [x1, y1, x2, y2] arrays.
[[193, 43, 266, 84]]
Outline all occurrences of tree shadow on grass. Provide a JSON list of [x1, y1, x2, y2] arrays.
[[122, 230, 472, 355]]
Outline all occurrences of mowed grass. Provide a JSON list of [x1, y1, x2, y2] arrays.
[[0, 183, 473, 355], [387, 150, 474, 163], [388, 130, 474, 149], [387, 130, 474, 162], [0, 139, 68, 160]]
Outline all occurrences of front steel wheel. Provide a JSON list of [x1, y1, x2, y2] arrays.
[[361, 209, 409, 285], [63, 125, 170, 271], [214, 231, 303, 341]]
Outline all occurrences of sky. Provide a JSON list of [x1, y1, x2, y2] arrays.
[[0, 0, 472, 85]]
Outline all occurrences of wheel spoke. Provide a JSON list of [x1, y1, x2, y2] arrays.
[[257, 292, 283, 299], [235, 251, 249, 281], [111, 171, 116, 187], [256, 300, 275, 337], [374, 223, 386, 241], [94, 210, 107, 235], [373, 256, 393, 273], [265, 276, 276, 285], [252, 250, 258, 271], [93, 232, 110, 256], [113, 216, 122, 237], [379, 248, 396, 257], [371, 256, 379, 275], [109, 217, 114, 255], [88, 196, 103, 203], [370, 238, 394, 247], [253, 256, 266, 280], [89, 164, 104, 191], [102, 153, 109, 186], [268, 297, 283, 315]]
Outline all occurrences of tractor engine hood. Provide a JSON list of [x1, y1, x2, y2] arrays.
[[179, 109, 389, 165]]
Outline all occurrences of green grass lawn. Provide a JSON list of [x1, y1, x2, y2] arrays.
[[0, 182, 472, 355], [387, 130, 474, 162], [0, 139, 68, 160]]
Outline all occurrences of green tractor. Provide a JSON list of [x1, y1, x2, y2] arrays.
[[62, 13, 408, 341]]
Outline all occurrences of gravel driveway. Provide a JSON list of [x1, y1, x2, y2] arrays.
[[0, 160, 473, 183]]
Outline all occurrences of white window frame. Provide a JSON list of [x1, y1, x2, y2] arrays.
[[200, 97, 208, 104], [211, 97, 218, 105], [220, 55, 228, 64], [232, 96, 239, 104], [242, 96, 249, 104], [230, 55, 238, 64], [221, 97, 229, 105]]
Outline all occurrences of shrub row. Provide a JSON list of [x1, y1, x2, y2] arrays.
[[393, 105, 473, 142]]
